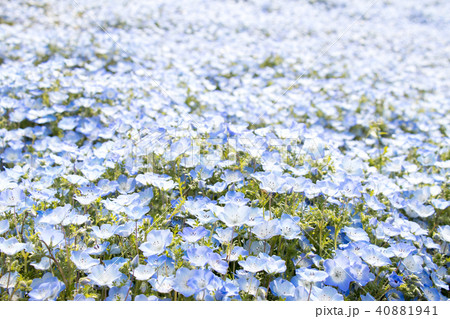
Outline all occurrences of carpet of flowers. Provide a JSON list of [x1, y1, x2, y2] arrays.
[[0, 0, 449, 301]]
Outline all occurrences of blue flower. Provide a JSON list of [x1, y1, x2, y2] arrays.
[[88, 264, 124, 288], [70, 251, 100, 271], [180, 226, 209, 243], [139, 229, 173, 256], [106, 286, 131, 301], [270, 278, 295, 298], [29, 273, 65, 301], [388, 272, 403, 288]]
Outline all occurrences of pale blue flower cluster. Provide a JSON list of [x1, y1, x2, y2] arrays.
[[0, 0, 449, 301]]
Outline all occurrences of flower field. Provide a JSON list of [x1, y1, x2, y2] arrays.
[[0, 0, 449, 301]]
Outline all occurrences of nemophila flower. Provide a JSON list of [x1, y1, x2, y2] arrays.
[[245, 240, 271, 255], [401, 255, 423, 274], [184, 246, 213, 267], [88, 264, 123, 288], [73, 294, 95, 301], [343, 226, 370, 242], [84, 242, 110, 256], [74, 186, 101, 206], [236, 273, 260, 296], [180, 226, 209, 243], [124, 205, 150, 221], [385, 289, 405, 301], [104, 257, 128, 269], [287, 285, 310, 301], [71, 251, 100, 271], [323, 259, 352, 292], [259, 253, 286, 274], [0, 188, 25, 207], [405, 200, 435, 218], [106, 286, 131, 301], [218, 191, 250, 206], [140, 229, 173, 256], [208, 253, 229, 274], [437, 225, 450, 242], [29, 273, 65, 301], [117, 175, 136, 194], [269, 278, 295, 298], [116, 222, 135, 237], [279, 214, 301, 239], [0, 219, 9, 235], [361, 247, 391, 267], [213, 227, 237, 244], [216, 203, 251, 227], [91, 224, 118, 240], [207, 181, 228, 192], [252, 219, 281, 240], [255, 172, 284, 193], [37, 226, 64, 247], [0, 237, 26, 255], [386, 243, 416, 258], [222, 246, 248, 262], [422, 286, 441, 301], [348, 262, 374, 286], [187, 269, 219, 293], [363, 194, 386, 211], [39, 204, 72, 225], [311, 286, 344, 301], [173, 267, 196, 297], [0, 271, 19, 289], [239, 256, 266, 273], [388, 272, 403, 288], [31, 257, 52, 271], [339, 179, 362, 198], [296, 268, 329, 283], [150, 276, 175, 294], [431, 198, 449, 210], [221, 170, 244, 185], [245, 207, 265, 227]]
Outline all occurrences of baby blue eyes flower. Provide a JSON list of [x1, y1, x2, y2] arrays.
[[259, 253, 286, 274], [0, 219, 10, 235], [173, 268, 196, 297], [139, 229, 173, 256], [279, 214, 301, 239], [252, 219, 281, 240], [88, 264, 123, 288], [29, 273, 65, 301], [84, 242, 110, 255], [0, 237, 27, 255], [295, 268, 329, 283], [91, 224, 118, 240], [0, 188, 25, 207], [180, 226, 209, 243], [239, 256, 266, 273], [388, 272, 403, 288], [0, 271, 19, 289], [216, 203, 251, 227], [184, 246, 213, 267], [39, 204, 72, 225], [106, 286, 131, 301], [386, 243, 416, 258], [343, 226, 370, 242], [361, 247, 391, 267], [31, 257, 52, 271], [150, 276, 175, 294], [437, 225, 450, 242], [70, 251, 100, 271], [133, 264, 157, 281], [269, 278, 295, 298], [311, 286, 344, 301], [236, 273, 260, 296], [323, 259, 352, 292]]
